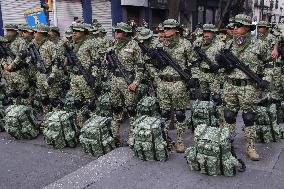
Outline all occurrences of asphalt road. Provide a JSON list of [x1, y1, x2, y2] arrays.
[[0, 114, 284, 189]]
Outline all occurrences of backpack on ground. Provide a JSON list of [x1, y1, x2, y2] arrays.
[[4, 105, 39, 139], [80, 116, 116, 157], [132, 115, 168, 161], [43, 111, 79, 149]]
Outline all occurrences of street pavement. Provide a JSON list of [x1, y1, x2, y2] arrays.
[[1, 114, 284, 189]]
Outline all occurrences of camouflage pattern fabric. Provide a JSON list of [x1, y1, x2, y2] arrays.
[[255, 104, 282, 143], [4, 105, 39, 139], [80, 116, 116, 157], [136, 96, 159, 117], [95, 92, 112, 117], [185, 124, 239, 176], [190, 100, 220, 130], [43, 111, 79, 149], [132, 115, 168, 161]]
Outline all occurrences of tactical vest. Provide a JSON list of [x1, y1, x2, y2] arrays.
[[43, 111, 79, 149], [133, 115, 168, 161], [80, 116, 116, 157], [185, 124, 240, 176], [4, 105, 39, 139]]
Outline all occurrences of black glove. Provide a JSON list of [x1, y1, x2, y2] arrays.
[[47, 77, 55, 85], [258, 80, 270, 91], [212, 94, 222, 106], [19, 50, 29, 60], [187, 78, 199, 89], [210, 64, 220, 73]]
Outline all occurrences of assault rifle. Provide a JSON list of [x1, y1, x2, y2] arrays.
[[193, 46, 219, 72], [106, 50, 133, 85], [29, 43, 48, 74], [64, 43, 96, 88], [0, 43, 16, 59], [215, 49, 269, 90]]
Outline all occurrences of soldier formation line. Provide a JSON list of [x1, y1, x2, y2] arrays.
[[0, 13, 284, 177]]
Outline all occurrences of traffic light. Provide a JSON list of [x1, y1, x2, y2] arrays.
[[45, 0, 53, 12]]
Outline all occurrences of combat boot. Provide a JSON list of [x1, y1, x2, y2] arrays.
[[247, 148, 260, 161], [175, 142, 185, 153]]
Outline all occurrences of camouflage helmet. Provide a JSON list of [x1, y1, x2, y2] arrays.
[[158, 23, 164, 31], [163, 19, 180, 28], [65, 26, 72, 38], [21, 25, 34, 33], [71, 23, 87, 32], [137, 96, 159, 116], [4, 24, 18, 31], [273, 24, 284, 37], [0, 36, 8, 43], [34, 25, 49, 33], [113, 22, 132, 33], [234, 14, 255, 30], [203, 24, 218, 32], [99, 27, 107, 33], [49, 26, 60, 33], [137, 28, 153, 41], [257, 20, 270, 28]]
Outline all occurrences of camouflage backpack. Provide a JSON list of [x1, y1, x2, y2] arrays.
[[255, 104, 283, 143], [185, 124, 241, 177], [80, 116, 116, 157], [43, 111, 79, 149], [95, 93, 112, 117], [4, 105, 39, 139], [137, 96, 159, 117], [190, 100, 220, 130], [132, 115, 168, 161]]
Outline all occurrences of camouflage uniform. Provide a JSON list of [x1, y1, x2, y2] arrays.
[[2, 24, 30, 106], [66, 23, 100, 127], [33, 25, 65, 113], [157, 19, 196, 152], [222, 15, 271, 160], [110, 22, 144, 146]]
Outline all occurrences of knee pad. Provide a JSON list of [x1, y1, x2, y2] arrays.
[[175, 110, 186, 122], [224, 110, 236, 124], [42, 96, 50, 106], [243, 112, 255, 126], [127, 106, 136, 117], [9, 90, 19, 98], [73, 100, 84, 109], [161, 110, 171, 121], [112, 106, 123, 114], [212, 94, 222, 106]]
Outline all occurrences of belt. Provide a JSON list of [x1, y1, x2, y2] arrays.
[[200, 67, 214, 73], [159, 75, 182, 82], [265, 62, 282, 68], [227, 78, 254, 86]]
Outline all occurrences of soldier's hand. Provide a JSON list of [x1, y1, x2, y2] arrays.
[[64, 57, 69, 66], [3, 64, 12, 72], [272, 46, 279, 60], [128, 83, 137, 91]]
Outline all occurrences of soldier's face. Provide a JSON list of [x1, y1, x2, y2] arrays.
[[227, 29, 235, 36], [23, 31, 33, 38], [73, 31, 85, 41], [203, 31, 214, 42], [257, 26, 268, 34], [34, 32, 42, 41], [115, 30, 127, 39], [6, 30, 17, 38], [234, 24, 250, 36], [158, 31, 165, 38], [164, 28, 177, 37]]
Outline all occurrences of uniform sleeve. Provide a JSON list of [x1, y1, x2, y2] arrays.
[[133, 42, 145, 85], [11, 41, 28, 69]]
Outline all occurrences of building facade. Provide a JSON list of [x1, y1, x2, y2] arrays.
[[252, 0, 284, 23]]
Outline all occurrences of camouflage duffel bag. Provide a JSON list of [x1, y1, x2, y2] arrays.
[[255, 104, 282, 143], [95, 93, 112, 117], [185, 124, 240, 177], [133, 115, 168, 161], [190, 100, 219, 130], [4, 105, 39, 139], [80, 116, 116, 157], [43, 111, 79, 149]]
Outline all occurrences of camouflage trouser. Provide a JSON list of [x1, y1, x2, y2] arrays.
[[223, 80, 260, 151], [111, 76, 137, 144], [157, 79, 188, 143], [4, 71, 31, 106], [198, 71, 221, 96], [66, 74, 96, 127], [36, 72, 64, 114]]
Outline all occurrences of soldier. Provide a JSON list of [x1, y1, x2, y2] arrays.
[[65, 23, 100, 127], [108, 22, 144, 146], [157, 19, 196, 153], [193, 24, 224, 104], [2, 24, 30, 105], [221, 14, 271, 160], [33, 25, 65, 113]]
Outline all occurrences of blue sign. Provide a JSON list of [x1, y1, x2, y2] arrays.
[[24, 8, 48, 28]]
